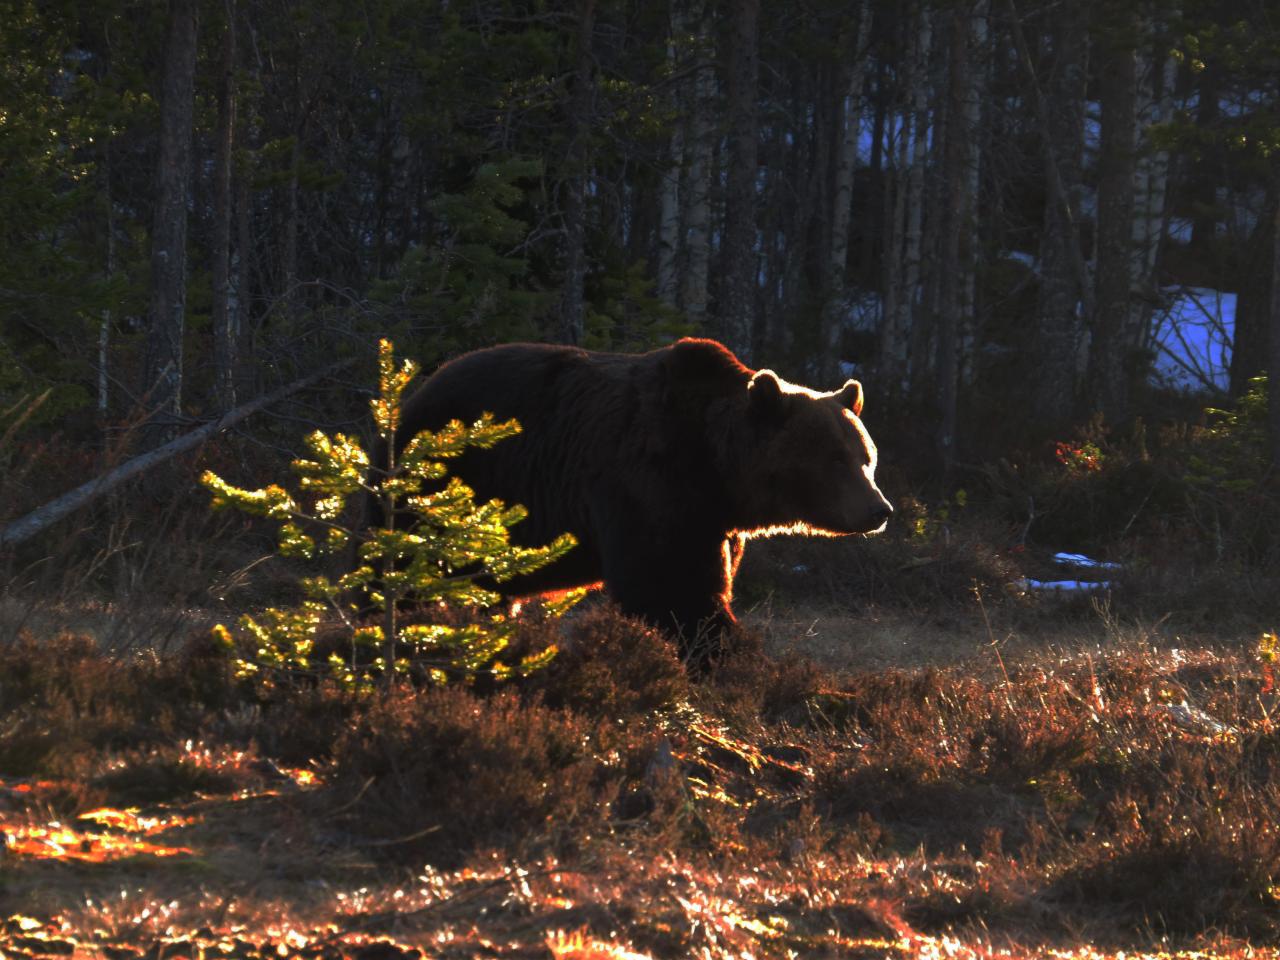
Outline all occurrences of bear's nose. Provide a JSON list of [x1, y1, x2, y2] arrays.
[[871, 502, 893, 526]]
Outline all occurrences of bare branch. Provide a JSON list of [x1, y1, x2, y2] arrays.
[[0, 359, 355, 550]]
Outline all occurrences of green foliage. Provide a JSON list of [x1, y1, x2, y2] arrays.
[[1190, 375, 1270, 492], [369, 158, 552, 364], [994, 380, 1280, 563], [0, 0, 147, 424], [201, 339, 579, 690], [584, 255, 692, 352]]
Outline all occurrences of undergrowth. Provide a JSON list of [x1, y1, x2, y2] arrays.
[[1, 606, 1277, 954]]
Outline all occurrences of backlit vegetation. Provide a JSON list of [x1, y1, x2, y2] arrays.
[[1, 606, 1278, 957], [200, 339, 578, 689]]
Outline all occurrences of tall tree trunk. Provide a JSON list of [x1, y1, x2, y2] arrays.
[[235, 155, 253, 394], [656, 129, 683, 310], [656, 1, 688, 309], [721, 0, 760, 360], [1229, 189, 1275, 396], [776, 74, 818, 359], [559, 0, 597, 345], [1269, 160, 1280, 465], [99, 147, 114, 421], [821, 0, 872, 378], [900, 8, 932, 392], [937, 4, 975, 474], [282, 135, 299, 314], [145, 0, 198, 441], [1013, 0, 1090, 428], [959, 0, 989, 389], [1125, 15, 1177, 387], [864, 57, 888, 274], [880, 103, 911, 396], [212, 0, 238, 410], [1090, 21, 1138, 423], [681, 0, 714, 327]]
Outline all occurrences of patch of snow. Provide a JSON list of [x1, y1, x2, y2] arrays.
[[1053, 552, 1122, 571], [1166, 217, 1193, 243], [1084, 101, 1101, 151], [1150, 286, 1234, 393], [1154, 703, 1235, 738], [1001, 250, 1038, 271], [1021, 579, 1112, 592]]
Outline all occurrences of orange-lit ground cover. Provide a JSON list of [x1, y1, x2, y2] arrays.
[[2, 611, 1279, 959], [2, 817, 196, 861]]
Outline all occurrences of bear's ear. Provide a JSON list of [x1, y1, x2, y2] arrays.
[[835, 379, 864, 417], [748, 370, 784, 415]]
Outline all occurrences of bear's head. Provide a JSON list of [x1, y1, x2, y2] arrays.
[[731, 369, 893, 537]]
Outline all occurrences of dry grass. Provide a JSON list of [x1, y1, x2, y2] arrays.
[[0, 596, 1277, 958]]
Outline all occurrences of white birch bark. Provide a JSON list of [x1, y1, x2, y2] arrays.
[[819, 0, 872, 376], [657, 126, 683, 308], [1127, 16, 1177, 355]]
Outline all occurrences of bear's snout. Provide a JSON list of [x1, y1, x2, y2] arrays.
[[869, 499, 893, 529]]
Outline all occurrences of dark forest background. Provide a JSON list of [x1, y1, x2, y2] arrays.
[[8, 6, 1280, 950], [3, 0, 1280, 571]]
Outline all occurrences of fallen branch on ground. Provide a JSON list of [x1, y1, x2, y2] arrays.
[[0, 360, 354, 550]]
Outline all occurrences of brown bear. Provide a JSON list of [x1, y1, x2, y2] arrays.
[[388, 337, 891, 665]]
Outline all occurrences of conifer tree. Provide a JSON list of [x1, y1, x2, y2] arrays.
[[201, 340, 579, 690]]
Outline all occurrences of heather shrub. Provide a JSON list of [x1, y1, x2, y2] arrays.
[[0, 633, 245, 801], [523, 604, 689, 716], [325, 686, 625, 865]]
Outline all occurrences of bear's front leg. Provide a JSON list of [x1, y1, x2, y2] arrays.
[[598, 532, 736, 671]]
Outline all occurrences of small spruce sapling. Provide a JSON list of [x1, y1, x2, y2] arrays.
[[201, 339, 579, 689]]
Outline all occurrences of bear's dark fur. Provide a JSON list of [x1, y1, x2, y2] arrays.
[[388, 338, 891, 664]]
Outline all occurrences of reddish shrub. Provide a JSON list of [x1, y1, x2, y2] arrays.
[[325, 686, 626, 865]]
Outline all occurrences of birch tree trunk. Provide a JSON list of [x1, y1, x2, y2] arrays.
[[559, 0, 597, 345], [1126, 17, 1177, 364], [721, 0, 760, 360], [821, 0, 872, 378], [656, 121, 682, 309], [1089, 23, 1138, 423], [144, 0, 198, 442], [655, 2, 692, 309], [680, 0, 714, 327], [212, 0, 238, 410]]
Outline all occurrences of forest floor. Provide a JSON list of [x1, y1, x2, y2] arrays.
[[1, 536, 1279, 960]]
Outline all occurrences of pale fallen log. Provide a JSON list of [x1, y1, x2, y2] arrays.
[[0, 359, 354, 550]]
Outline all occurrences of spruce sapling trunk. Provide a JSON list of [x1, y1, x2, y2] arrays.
[[380, 416, 398, 691]]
